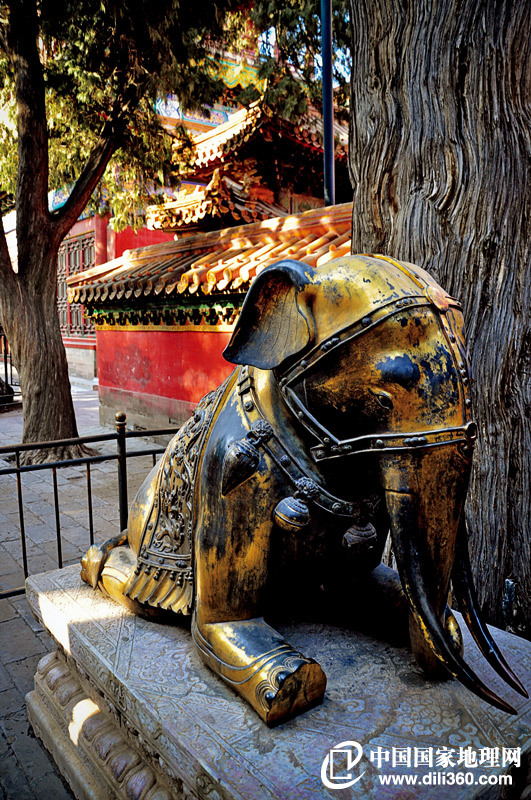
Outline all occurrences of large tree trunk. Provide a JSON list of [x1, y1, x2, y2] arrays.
[[0, 0, 83, 463], [0, 248, 86, 464], [348, 0, 530, 636], [0, 0, 119, 463]]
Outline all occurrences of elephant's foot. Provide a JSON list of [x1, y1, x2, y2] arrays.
[[351, 563, 410, 641], [321, 563, 410, 643], [80, 531, 128, 589], [81, 543, 172, 620], [192, 616, 326, 725]]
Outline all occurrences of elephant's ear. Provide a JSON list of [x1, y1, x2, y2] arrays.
[[223, 259, 316, 369]]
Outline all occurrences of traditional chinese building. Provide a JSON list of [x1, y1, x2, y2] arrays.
[[56, 55, 264, 380], [63, 36, 352, 421], [147, 101, 350, 235], [66, 203, 353, 428]]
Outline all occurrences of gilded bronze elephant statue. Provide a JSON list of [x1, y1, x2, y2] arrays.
[[81, 254, 527, 725]]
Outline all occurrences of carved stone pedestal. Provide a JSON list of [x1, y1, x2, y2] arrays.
[[26, 567, 530, 800]]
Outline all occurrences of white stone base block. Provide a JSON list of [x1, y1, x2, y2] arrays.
[[26, 566, 531, 800], [27, 651, 174, 800]]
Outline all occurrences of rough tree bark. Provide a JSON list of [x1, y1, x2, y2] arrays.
[[348, 0, 530, 636], [0, 240, 84, 461], [0, 1, 125, 463]]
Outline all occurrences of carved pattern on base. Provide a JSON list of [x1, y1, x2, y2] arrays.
[[28, 650, 177, 800]]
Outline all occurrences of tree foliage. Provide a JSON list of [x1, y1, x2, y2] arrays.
[[0, 0, 241, 230], [0, 0, 243, 460], [0, 0, 353, 460], [0, 1, 351, 231], [241, 0, 350, 123]]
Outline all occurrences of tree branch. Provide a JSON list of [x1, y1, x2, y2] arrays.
[[51, 78, 150, 243], [51, 123, 118, 243]]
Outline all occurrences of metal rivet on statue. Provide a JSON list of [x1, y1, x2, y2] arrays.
[[221, 439, 260, 496], [273, 496, 310, 532]]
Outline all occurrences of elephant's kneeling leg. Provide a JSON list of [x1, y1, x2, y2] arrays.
[[193, 617, 326, 725]]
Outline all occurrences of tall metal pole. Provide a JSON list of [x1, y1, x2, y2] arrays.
[[321, 0, 335, 206]]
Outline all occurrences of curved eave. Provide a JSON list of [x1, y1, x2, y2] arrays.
[[67, 203, 354, 307]]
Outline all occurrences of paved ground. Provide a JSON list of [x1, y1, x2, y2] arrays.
[[0, 380, 175, 799]]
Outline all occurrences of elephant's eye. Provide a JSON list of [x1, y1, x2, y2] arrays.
[[369, 389, 393, 410]]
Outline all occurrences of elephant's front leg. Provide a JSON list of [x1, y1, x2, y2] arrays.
[[193, 616, 326, 725], [193, 513, 326, 725]]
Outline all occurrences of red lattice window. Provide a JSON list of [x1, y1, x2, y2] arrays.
[[57, 232, 95, 337]]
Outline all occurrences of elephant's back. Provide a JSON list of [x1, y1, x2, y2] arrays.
[[123, 371, 238, 614]]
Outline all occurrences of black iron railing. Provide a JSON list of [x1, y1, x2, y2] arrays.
[[0, 412, 176, 599]]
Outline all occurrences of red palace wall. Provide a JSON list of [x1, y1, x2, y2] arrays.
[[63, 218, 176, 379], [108, 227, 175, 261], [66, 217, 176, 265], [96, 327, 234, 428]]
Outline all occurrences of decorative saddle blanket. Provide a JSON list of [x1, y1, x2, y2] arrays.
[[123, 375, 232, 614]]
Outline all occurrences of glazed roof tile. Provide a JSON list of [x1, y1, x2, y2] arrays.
[[66, 203, 354, 306], [178, 102, 348, 172], [146, 172, 285, 232]]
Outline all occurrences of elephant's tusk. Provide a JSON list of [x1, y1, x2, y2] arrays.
[[387, 490, 518, 715], [452, 519, 528, 698]]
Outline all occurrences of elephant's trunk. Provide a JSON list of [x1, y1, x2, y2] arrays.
[[380, 446, 518, 714]]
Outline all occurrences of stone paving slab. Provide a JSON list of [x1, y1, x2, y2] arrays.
[[0, 597, 73, 800]]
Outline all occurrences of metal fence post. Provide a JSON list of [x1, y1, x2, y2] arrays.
[[15, 449, 29, 579], [2, 333, 7, 387], [116, 411, 128, 532]]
